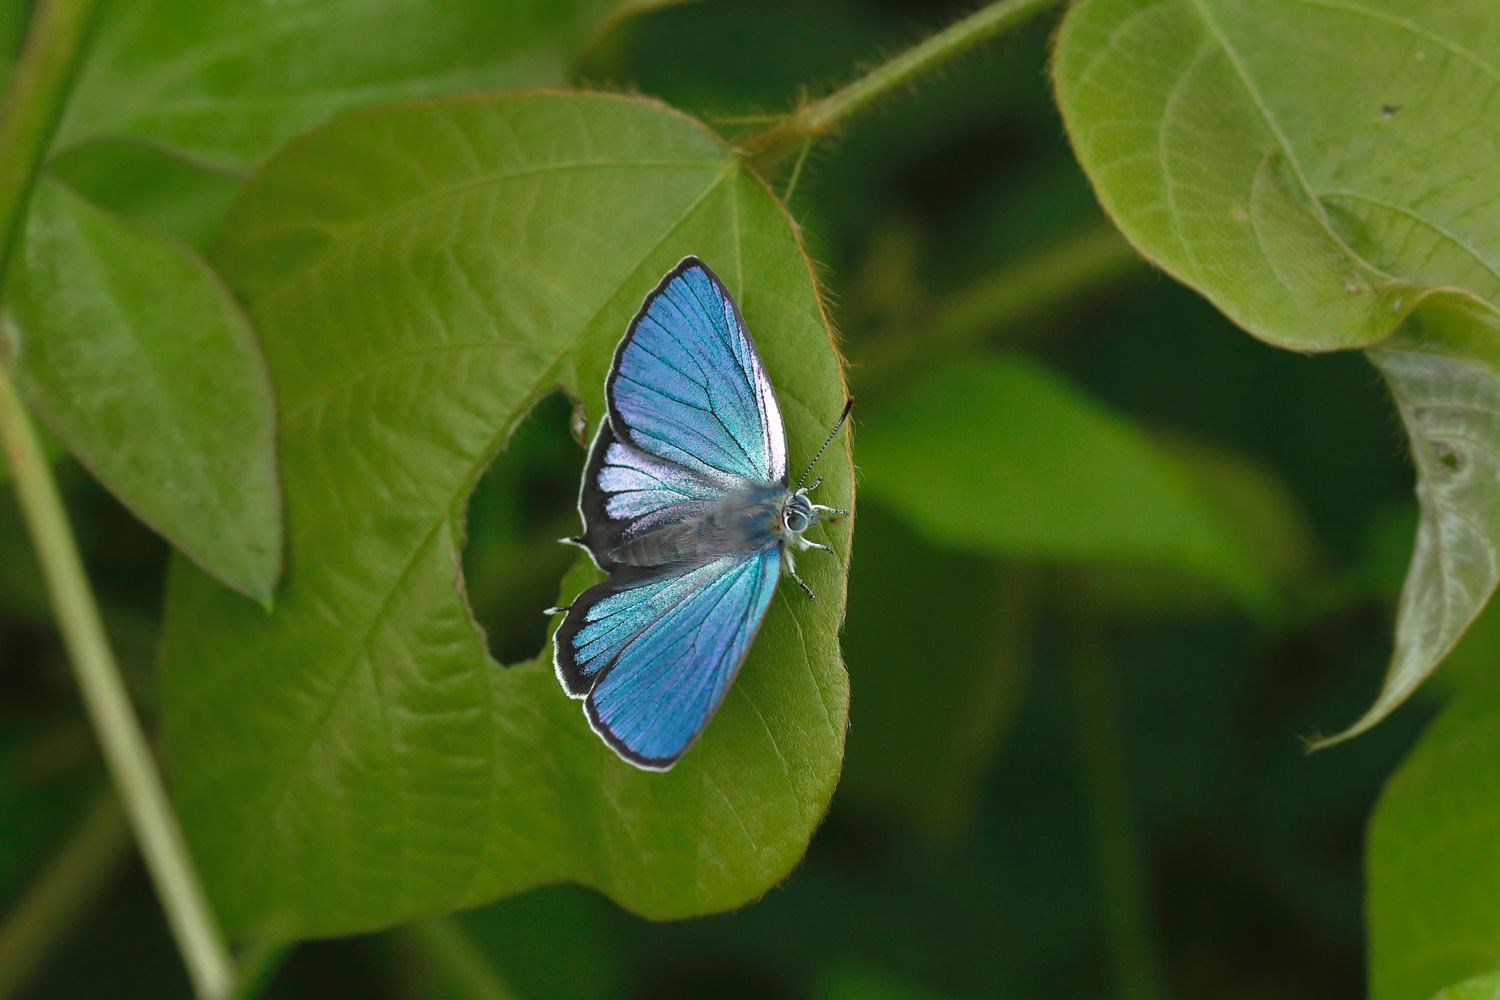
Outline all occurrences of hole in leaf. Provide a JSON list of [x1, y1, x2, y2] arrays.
[[1429, 439, 1465, 475], [462, 392, 585, 666]]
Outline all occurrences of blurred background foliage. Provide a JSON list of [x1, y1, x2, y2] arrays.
[[0, 0, 1483, 997]]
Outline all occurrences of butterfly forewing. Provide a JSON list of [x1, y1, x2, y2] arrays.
[[607, 258, 788, 486]]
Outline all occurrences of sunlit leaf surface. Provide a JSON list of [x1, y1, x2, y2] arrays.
[[158, 92, 852, 938]]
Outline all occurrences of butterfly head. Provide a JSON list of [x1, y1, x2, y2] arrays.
[[784, 491, 815, 535]]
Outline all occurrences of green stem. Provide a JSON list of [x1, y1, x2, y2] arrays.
[[741, 0, 1063, 170], [392, 916, 520, 1000], [0, 0, 93, 280], [0, 2, 236, 997], [0, 368, 236, 1000], [851, 225, 1142, 400], [0, 786, 131, 1000], [1067, 620, 1167, 1000]]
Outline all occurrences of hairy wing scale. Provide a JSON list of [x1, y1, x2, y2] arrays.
[[596, 438, 729, 533]]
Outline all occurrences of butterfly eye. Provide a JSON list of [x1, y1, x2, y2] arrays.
[[784, 495, 813, 533]]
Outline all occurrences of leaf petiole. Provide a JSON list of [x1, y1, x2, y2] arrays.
[[740, 0, 1063, 171]]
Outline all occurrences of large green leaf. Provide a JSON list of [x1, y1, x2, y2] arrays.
[[3, 178, 280, 602], [856, 354, 1272, 609], [1368, 669, 1500, 1000], [1053, 0, 1500, 737], [54, 0, 614, 171], [158, 92, 853, 939]]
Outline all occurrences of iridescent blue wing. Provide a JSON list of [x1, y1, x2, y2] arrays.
[[573, 256, 788, 569], [608, 256, 787, 485], [552, 548, 781, 770]]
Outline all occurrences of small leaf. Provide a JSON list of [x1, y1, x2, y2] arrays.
[[3, 177, 281, 602], [55, 0, 615, 171], [1322, 301, 1500, 742], [159, 93, 852, 938], [1368, 670, 1500, 1000], [1054, 0, 1500, 733], [856, 354, 1272, 610]]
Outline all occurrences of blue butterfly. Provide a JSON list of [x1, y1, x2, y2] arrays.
[[549, 256, 850, 771]]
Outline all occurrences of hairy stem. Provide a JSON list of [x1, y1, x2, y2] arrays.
[[852, 225, 1142, 400], [741, 0, 1062, 170], [1067, 621, 1167, 1000], [0, 787, 130, 1000], [0, 7, 235, 995], [391, 916, 520, 1000]]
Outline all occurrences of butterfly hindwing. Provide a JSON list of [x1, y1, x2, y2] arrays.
[[553, 548, 783, 770]]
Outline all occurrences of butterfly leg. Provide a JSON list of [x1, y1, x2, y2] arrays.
[[790, 570, 816, 600]]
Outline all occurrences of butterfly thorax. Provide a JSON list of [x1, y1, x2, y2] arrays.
[[608, 481, 793, 568]]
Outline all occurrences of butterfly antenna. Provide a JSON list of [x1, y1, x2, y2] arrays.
[[796, 398, 853, 491]]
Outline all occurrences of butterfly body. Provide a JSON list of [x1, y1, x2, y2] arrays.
[[549, 256, 846, 771]]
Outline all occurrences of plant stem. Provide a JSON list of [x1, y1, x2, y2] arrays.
[[391, 916, 521, 1000], [0, 367, 236, 1000], [741, 0, 1063, 170], [851, 225, 1142, 400], [0, 1, 236, 997], [0, 0, 93, 280], [1067, 620, 1167, 1000], [0, 786, 130, 1000]]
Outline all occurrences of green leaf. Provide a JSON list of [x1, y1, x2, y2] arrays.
[[3, 177, 281, 602], [158, 92, 853, 939], [1076, 429, 1317, 620], [1368, 669, 1500, 1000], [856, 354, 1272, 610], [1052, 0, 1500, 351], [1430, 971, 1500, 1000], [1335, 300, 1500, 739], [55, 0, 614, 171], [1053, 0, 1500, 737]]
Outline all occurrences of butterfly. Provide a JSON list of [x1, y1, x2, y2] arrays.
[[548, 256, 850, 771]]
